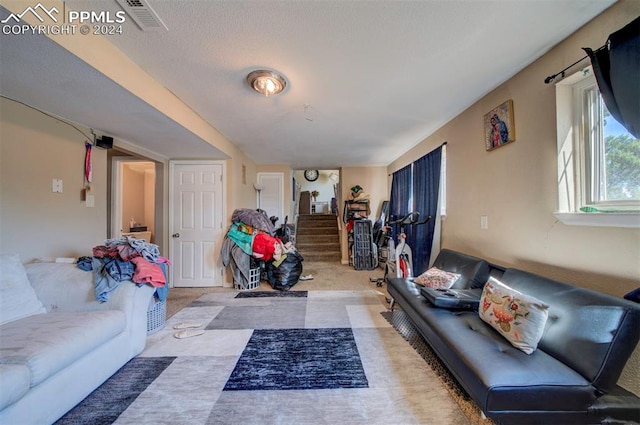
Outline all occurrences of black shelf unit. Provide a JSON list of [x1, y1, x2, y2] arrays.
[[343, 200, 370, 222]]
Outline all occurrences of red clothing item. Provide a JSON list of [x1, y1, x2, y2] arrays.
[[252, 233, 279, 261], [130, 256, 166, 287]]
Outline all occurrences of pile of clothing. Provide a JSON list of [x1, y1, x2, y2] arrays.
[[222, 208, 303, 291], [77, 236, 170, 302]]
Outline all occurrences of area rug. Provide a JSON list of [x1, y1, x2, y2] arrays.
[[235, 290, 308, 298], [56, 290, 484, 425], [381, 309, 496, 425], [55, 357, 176, 425], [224, 328, 368, 391]]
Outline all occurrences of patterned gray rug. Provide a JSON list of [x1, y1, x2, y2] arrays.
[[55, 357, 176, 425], [56, 290, 488, 425]]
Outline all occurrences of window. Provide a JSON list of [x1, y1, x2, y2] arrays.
[[555, 67, 640, 228], [583, 82, 640, 205], [397, 144, 447, 218]]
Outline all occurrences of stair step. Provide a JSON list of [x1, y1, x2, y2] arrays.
[[297, 221, 338, 228], [296, 227, 338, 237], [298, 214, 336, 219], [296, 235, 339, 243], [297, 223, 338, 229], [295, 214, 341, 260], [296, 230, 339, 238], [297, 242, 340, 252], [299, 252, 342, 262], [298, 215, 337, 223]]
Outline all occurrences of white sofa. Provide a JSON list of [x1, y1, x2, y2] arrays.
[[0, 255, 155, 425]]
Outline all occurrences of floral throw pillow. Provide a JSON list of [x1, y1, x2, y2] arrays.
[[478, 277, 549, 355], [413, 266, 460, 289]]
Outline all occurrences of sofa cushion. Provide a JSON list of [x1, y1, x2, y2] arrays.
[[433, 311, 597, 413], [431, 249, 490, 289], [0, 310, 126, 386], [0, 364, 30, 410], [387, 276, 596, 413], [413, 266, 460, 289], [500, 268, 640, 392], [0, 255, 46, 325], [479, 277, 549, 354]]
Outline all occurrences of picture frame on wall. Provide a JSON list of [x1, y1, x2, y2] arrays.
[[484, 99, 515, 151]]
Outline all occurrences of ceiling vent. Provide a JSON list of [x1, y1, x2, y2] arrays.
[[115, 0, 167, 32]]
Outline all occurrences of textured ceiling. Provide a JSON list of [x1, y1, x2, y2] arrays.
[[0, 1, 617, 167]]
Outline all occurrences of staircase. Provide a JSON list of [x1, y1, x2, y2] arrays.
[[295, 214, 341, 262]]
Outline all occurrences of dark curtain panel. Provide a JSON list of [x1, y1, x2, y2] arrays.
[[584, 16, 640, 138], [410, 146, 442, 275], [388, 164, 412, 240]]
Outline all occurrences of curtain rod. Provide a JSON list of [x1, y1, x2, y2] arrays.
[[544, 44, 607, 84]]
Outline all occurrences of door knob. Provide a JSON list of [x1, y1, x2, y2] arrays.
[[172, 233, 180, 238]]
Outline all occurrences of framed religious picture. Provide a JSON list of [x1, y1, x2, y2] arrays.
[[484, 100, 515, 151]]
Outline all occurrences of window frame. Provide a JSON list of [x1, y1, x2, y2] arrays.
[[554, 67, 639, 228]]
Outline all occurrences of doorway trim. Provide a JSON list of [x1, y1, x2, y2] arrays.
[[110, 139, 169, 254], [111, 157, 156, 239]]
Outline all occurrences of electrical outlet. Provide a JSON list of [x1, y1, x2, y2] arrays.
[[480, 215, 488, 229]]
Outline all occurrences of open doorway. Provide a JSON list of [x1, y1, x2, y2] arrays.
[[294, 169, 340, 215], [112, 158, 155, 241], [108, 148, 163, 250]]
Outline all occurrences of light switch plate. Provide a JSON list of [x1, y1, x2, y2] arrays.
[[480, 215, 488, 229], [86, 194, 95, 207], [52, 179, 63, 193]]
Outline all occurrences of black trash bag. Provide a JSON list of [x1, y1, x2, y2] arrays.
[[266, 251, 304, 291]]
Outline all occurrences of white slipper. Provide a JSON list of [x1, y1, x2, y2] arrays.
[[173, 321, 203, 330], [299, 274, 314, 281], [173, 329, 205, 339]]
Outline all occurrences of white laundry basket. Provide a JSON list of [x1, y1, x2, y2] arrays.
[[234, 268, 260, 291], [147, 298, 166, 335]]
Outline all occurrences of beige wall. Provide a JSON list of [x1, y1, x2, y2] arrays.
[[388, 1, 640, 394], [120, 162, 155, 237], [226, 153, 258, 219], [0, 96, 253, 283], [0, 98, 108, 261], [216, 152, 256, 286], [122, 165, 145, 232], [339, 166, 388, 264]]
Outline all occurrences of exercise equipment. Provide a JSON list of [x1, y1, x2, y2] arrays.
[[377, 212, 431, 284]]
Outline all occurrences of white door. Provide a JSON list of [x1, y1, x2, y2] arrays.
[[257, 172, 284, 223], [170, 161, 225, 287]]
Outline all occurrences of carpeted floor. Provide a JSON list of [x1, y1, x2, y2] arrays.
[[55, 287, 493, 425], [163, 261, 390, 318]]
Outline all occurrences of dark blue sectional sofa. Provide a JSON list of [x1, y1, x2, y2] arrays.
[[387, 249, 640, 425]]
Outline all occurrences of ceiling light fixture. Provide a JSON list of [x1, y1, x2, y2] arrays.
[[247, 70, 287, 97]]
